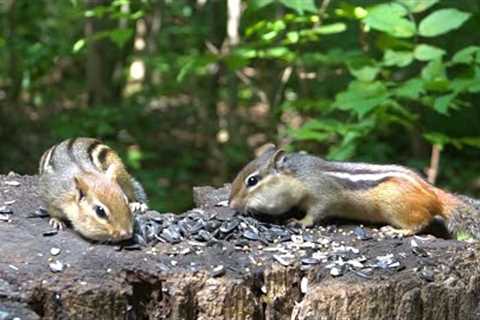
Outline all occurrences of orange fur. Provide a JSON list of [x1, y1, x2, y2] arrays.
[[364, 177, 443, 233]]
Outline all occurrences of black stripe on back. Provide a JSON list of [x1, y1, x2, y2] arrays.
[[332, 176, 390, 191], [47, 144, 58, 171], [86, 140, 101, 165], [97, 147, 110, 170], [66, 137, 87, 171], [66, 138, 78, 162]]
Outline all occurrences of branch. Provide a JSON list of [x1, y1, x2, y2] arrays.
[[426, 144, 441, 184]]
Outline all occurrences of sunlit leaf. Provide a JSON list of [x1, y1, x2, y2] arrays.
[[72, 39, 86, 53], [414, 44, 445, 61], [363, 3, 416, 38], [398, 0, 438, 13], [395, 78, 425, 99], [423, 132, 451, 147], [451, 46, 480, 64], [314, 23, 347, 34], [456, 231, 474, 241], [419, 9, 471, 37], [383, 50, 413, 67], [335, 81, 390, 117], [347, 57, 379, 81]]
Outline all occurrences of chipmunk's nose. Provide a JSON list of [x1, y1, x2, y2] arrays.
[[115, 229, 133, 240], [229, 198, 239, 209]]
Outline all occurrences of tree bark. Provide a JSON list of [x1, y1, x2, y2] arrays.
[[1, 175, 480, 320]]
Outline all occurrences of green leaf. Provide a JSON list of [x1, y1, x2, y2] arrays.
[[347, 57, 379, 82], [348, 64, 379, 82], [398, 0, 438, 13], [363, 3, 416, 38], [293, 130, 331, 142], [456, 231, 474, 241], [109, 29, 133, 47], [335, 81, 390, 117], [260, 46, 293, 60], [414, 44, 445, 61], [451, 46, 480, 64], [280, 0, 317, 14], [383, 50, 413, 67], [314, 23, 347, 34], [72, 39, 86, 53], [460, 137, 480, 148], [249, 0, 275, 9], [395, 78, 425, 99], [433, 93, 455, 114], [286, 31, 299, 43], [421, 59, 446, 82], [327, 139, 357, 161], [423, 132, 451, 148], [421, 60, 450, 91], [419, 9, 471, 37]]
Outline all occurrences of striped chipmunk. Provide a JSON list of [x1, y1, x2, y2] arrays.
[[38, 137, 148, 242], [229, 145, 480, 239]]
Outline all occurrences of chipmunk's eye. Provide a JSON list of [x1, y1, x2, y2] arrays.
[[94, 205, 107, 219], [246, 175, 259, 187]]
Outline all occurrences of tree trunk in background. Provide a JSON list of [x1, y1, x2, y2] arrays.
[[85, 0, 132, 106], [225, 0, 241, 147], [5, 0, 21, 106], [197, 0, 223, 183], [144, 0, 163, 86]]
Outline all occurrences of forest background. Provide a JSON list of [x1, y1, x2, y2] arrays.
[[1, 0, 480, 213]]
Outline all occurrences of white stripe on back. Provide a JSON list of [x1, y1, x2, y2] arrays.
[[323, 170, 420, 186], [41, 147, 54, 173], [91, 144, 109, 170]]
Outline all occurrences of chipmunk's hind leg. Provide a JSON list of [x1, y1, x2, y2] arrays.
[[383, 208, 434, 237]]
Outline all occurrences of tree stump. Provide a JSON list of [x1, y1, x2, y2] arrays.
[[0, 174, 479, 320]]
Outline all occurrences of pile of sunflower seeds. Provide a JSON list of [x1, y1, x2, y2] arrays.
[[130, 208, 423, 278]]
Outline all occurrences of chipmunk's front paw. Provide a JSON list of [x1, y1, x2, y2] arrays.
[[129, 202, 148, 214], [49, 218, 66, 230], [287, 215, 315, 228]]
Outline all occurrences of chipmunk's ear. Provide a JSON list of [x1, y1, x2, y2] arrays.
[[73, 176, 88, 202], [268, 149, 286, 171], [255, 143, 277, 158], [105, 163, 119, 181]]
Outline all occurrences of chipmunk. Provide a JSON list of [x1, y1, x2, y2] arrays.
[[229, 145, 480, 239], [38, 137, 148, 242]]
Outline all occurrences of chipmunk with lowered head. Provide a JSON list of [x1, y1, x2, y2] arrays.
[[229, 145, 480, 239], [38, 137, 148, 242]]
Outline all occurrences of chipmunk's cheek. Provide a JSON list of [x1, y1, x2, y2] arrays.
[[247, 196, 283, 216]]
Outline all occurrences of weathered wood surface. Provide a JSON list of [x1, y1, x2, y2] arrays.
[[0, 174, 479, 320]]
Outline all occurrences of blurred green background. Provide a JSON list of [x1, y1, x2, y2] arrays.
[[1, 0, 479, 213]]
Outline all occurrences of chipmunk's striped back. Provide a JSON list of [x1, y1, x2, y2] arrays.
[[39, 138, 121, 176]]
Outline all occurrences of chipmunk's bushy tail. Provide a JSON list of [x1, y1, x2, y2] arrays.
[[445, 195, 480, 240]]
